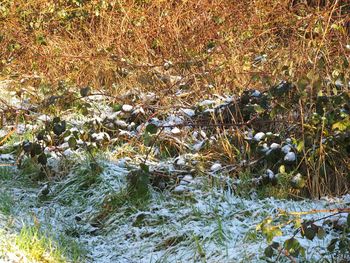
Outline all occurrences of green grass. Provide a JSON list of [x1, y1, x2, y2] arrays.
[[0, 191, 14, 216], [0, 224, 85, 263]]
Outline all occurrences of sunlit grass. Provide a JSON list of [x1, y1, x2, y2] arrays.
[[0, 225, 84, 263]]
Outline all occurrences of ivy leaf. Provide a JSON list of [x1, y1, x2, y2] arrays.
[[53, 117, 61, 123], [36, 130, 45, 141]]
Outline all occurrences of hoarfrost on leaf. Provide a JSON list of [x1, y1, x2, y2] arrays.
[[254, 132, 265, 142], [284, 151, 296, 162], [211, 163, 222, 172]]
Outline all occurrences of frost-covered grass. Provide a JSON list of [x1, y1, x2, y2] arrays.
[[0, 152, 348, 262], [0, 79, 349, 262]]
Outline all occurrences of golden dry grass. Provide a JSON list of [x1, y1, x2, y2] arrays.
[[0, 0, 348, 101]]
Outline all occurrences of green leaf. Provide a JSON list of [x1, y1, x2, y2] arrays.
[[112, 104, 122, 112], [296, 140, 304, 153], [145, 123, 158, 134], [68, 136, 77, 149], [140, 163, 150, 173], [264, 245, 274, 258], [80, 86, 91, 97], [284, 238, 302, 257], [303, 227, 316, 240], [297, 77, 309, 90], [266, 228, 282, 243], [279, 165, 286, 174], [31, 143, 42, 156], [327, 238, 338, 252], [37, 153, 47, 165], [317, 227, 326, 239], [332, 118, 350, 132]]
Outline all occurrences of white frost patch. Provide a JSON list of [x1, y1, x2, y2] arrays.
[[281, 144, 292, 154], [254, 132, 265, 142], [1, 156, 349, 263], [284, 151, 296, 162], [122, 104, 133, 112], [181, 108, 195, 117], [210, 163, 222, 172], [192, 140, 205, 152], [270, 143, 280, 149], [199, 100, 215, 107], [171, 127, 181, 135]]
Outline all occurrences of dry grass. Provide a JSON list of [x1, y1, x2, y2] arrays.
[[0, 0, 349, 198], [0, 0, 349, 99]]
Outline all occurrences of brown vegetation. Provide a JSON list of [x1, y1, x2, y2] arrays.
[[0, 0, 348, 97]]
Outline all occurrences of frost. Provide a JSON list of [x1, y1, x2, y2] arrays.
[[171, 127, 181, 135], [254, 132, 265, 141], [192, 140, 205, 152], [180, 175, 193, 185], [251, 90, 261, 97], [175, 156, 186, 166], [92, 132, 110, 141], [270, 143, 280, 149], [122, 104, 133, 112], [281, 144, 292, 154], [37, 114, 51, 122], [211, 163, 222, 172], [115, 120, 128, 128], [181, 108, 195, 117], [291, 173, 302, 184], [266, 169, 274, 179], [173, 185, 188, 193], [284, 151, 296, 162], [199, 100, 215, 107]]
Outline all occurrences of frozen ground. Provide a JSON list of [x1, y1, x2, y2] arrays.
[[0, 79, 349, 262], [0, 154, 348, 263]]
